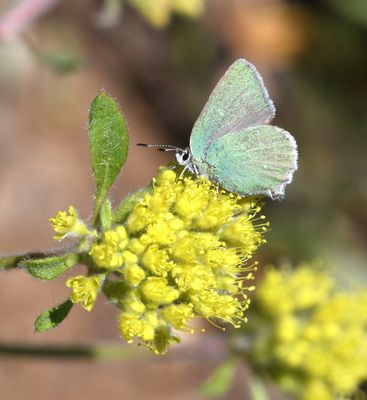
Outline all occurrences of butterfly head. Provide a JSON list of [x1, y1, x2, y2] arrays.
[[175, 147, 192, 166], [137, 143, 195, 172]]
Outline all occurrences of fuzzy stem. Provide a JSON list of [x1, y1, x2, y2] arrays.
[[0, 246, 79, 272], [0, 337, 227, 361], [111, 189, 147, 224], [0, 342, 146, 360], [0, 252, 46, 271], [91, 195, 103, 228]]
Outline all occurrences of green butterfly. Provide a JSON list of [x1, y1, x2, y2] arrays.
[[139, 58, 298, 199]]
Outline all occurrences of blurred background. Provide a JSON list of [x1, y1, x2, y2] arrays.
[[0, 0, 366, 399]]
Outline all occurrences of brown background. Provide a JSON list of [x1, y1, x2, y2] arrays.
[[1, 0, 367, 398]]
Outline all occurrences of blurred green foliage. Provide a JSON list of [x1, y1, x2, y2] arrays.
[[41, 52, 84, 73]]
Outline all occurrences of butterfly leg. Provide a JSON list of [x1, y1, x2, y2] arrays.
[[265, 190, 274, 200], [178, 165, 189, 178], [192, 163, 200, 177], [192, 163, 202, 186]]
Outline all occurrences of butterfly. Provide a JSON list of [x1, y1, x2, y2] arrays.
[[138, 58, 298, 199]]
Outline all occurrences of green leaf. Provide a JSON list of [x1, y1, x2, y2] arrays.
[[100, 199, 112, 231], [103, 280, 130, 306], [22, 254, 79, 280], [88, 92, 129, 225], [34, 299, 73, 332], [42, 52, 84, 74], [0, 255, 22, 270], [326, 0, 367, 27], [199, 359, 238, 397], [112, 189, 146, 224], [249, 375, 270, 400]]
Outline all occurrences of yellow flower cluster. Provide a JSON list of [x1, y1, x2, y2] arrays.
[[128, 0, 204, 28], [51, 168, 266, 353], [246, 262, 367, 400]]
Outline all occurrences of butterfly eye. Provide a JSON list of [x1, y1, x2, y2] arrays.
[[182, 152, 190, 162]]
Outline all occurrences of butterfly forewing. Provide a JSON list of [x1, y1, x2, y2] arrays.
[[190, 59, 276, 160], [204, 126, 298, 196]]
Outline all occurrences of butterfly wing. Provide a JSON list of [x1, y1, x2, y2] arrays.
[[190, 58, 275, 160], [203, 125, 298, 197]]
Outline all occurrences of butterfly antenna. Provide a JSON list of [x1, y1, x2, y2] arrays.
[[137, 143, 185, 152]]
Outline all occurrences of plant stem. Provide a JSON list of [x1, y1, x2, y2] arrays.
[[0, 336, 227, 361], [111, 189, 146, 224], [0, 0, 61, 41], [0, 252, 44, 271], [0, 342, 147, 361], [0, 246, 78, 271], [91, 194, 105, 228]]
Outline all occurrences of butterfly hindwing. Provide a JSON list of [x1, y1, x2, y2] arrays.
[[203, 125, 298, 196], [190, 59, 275, 160]]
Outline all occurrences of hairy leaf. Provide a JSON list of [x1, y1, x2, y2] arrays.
[[88, 92, 129, 224], [34, 299, 73, 332], [23, 254, 79, 280], [0, 255, 22, 270], [112, 189, 146, 224]]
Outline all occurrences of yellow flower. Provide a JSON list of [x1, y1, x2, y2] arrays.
[[162, 304, 194, 330], [66, 275, 104, 311], [124, 291, 145, 314], [127, 0, 204, 28], [304, 380, 332, 400], [118, 312, 144, 342], [171, 0, 204, 17], [126, 204, 155, 233], [49, 206, 92, 241], [68, 168, 266, 353], [141, 277, 179, 305], [174, 178, 211, 221], [124, 264, 146, 286], [141, 245, 173, 276], [191, 291, 246, 327], [89, 226, 129, 269], [245, 261, 367, 400], [118, 310, 159, 343], [172, 263, 216, 292], [220, 213, 267, 259]]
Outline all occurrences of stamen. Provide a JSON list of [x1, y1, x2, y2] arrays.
[[207, 319, 226, 331]]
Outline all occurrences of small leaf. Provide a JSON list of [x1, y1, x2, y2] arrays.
[[22, 254, 79, 280], [34, 299, 73, 332], [42, 52, 84, 74], [199, 359, 238, 397], [249, 374, 270, 400], [100, 199, 112, 231], [112, 189, 146, 224], [103, 280, 130, 306], [88, 92, 129, 225], [0, 255, 22, 270]]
